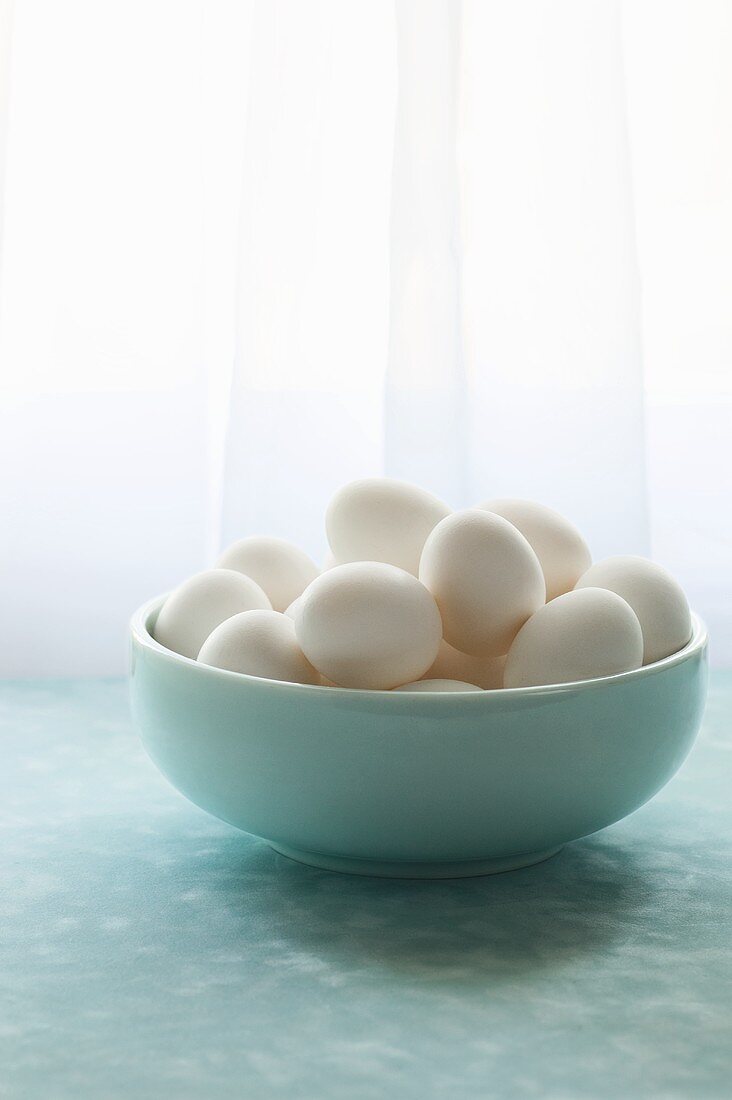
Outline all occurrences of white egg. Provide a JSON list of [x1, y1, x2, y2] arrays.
[[198, 609, 321, 685], [477, 498, 591, 602], [325, 477, 450, 576], [503, 587, 643, 688], [419, 510, 545, 657], [422, 640, 506, 690], [217, 536, 318, 613], [154, 568, 271, 659], [294, 561, 442, 689], [575, 555, 691, 664], [393, 679, 482, 692]]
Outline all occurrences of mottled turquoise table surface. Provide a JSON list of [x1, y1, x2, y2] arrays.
[[1, 676, 731, 1100]]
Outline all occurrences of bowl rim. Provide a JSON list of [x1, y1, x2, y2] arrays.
[[130, 594, 707, 701]]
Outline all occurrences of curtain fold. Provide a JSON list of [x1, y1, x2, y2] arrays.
[[458, 0, 649, 557], [220, 0, 396, 560], [385, 0, 469, 505], [0, 0, 730, 674], [0, 0, 12, 275], [0, 1, 210, 676], [384, 0, 649, 561]]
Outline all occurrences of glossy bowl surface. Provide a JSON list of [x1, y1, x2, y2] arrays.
[[130, 597, 708, 878]]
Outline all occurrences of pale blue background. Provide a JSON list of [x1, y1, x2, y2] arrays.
[[1, 676, 730, 1098]]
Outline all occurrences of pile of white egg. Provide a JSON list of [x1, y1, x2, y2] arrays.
[[153, 478, 692, 692]]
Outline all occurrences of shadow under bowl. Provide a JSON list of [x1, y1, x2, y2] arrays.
[[130, 597, 708, 878]]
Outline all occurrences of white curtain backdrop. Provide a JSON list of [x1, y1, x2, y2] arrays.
[[1, 0, 730, 676]]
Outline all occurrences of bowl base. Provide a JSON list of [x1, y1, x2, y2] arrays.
[[268, 842, 564, 879]]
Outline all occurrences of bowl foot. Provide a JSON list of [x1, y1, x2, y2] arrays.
[[268, 843, 564, 879]]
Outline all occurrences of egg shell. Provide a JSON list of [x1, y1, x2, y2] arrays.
[[419, 509, 546, 657], [198, 609, 320, 685], [154, 568, 271, 660], [478, 498, 591, 602], [294, 561, 442, 690], [393, 679, 482, 692], [423, 639, 505, 690], [503, 587, 643, 688], [575, 555, 691, 664], [325, 477, 450, 576], [217, 536, 318, 613]]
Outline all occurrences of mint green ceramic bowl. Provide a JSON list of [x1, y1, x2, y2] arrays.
[[130, 596, 708, 878]]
